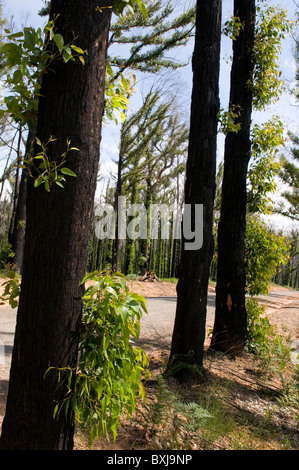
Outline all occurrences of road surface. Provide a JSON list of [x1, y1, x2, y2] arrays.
[[1, 289, 298, 368], [135, 294, 216, 351]]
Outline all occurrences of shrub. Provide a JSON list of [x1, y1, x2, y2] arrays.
[[0, 244, 14, 269], [246, 297, 290, 377], [50, 271, 149, 445]]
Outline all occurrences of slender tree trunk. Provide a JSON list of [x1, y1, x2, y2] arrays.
[[8, 124, 23, 247], [0, 0, 112, 450], [10, 128, 36, 272], [125, 180, 138, 274], [211, 0, 256, 355], [112, 149, 124, 272], [168, 0, 222, 382], [140, 179, 152, 274]]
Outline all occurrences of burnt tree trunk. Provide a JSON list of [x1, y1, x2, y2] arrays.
[[168, 0, 222, 382], [111, 145, 124, 272], [8, 125, 23, 248], [211, 0, 256, 355], [9, 128, 36, 273], [0, 0, 112, 450]]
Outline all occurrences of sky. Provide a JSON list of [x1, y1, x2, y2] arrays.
[[0, 0, 298, 232]]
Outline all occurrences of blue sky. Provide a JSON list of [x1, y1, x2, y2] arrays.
[[1, 0, 298, 230]]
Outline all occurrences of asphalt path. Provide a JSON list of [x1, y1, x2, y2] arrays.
[[1, 289, 298, 365], [0, 294, 216, 365], [137, 290, 299, 357], [135, 294, 216, 351]]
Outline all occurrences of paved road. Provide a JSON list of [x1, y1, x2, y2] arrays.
[[0, 307, 16, 365], [136, 294, 216, 351], [1, 289, 298, 365], [0, 294, 216, 365]]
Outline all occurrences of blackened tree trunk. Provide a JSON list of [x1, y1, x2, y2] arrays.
[[0, 0, 112, 450], [8, 124, 23, 248], [111, 142, 124, 272], [211, 0, 256, 355], [9, 128, 36, 273], [168, 0, 222, 382]]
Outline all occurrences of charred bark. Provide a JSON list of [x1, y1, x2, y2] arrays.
[[168, 0, 222, 382], [0, 0, 112, 450], [211, 0, 256, 355]]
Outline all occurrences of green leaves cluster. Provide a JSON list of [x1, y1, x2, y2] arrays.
[[113, 0, 148, 17], [246, 297, 291, 376], [222, 15, 244, 40], [245, 215, 289, 296], [247, 116, 285, 213], [277, 132, 299, 222], [51, 272, 149, 445], [105, 62, 135, 125], [108, 0, 195, 76], [25, 137, 78, 192], [218, 105, 241, 135], [0, 262, 20, 309], [250, 2, 294, 111], [0, 19, 85, 128]]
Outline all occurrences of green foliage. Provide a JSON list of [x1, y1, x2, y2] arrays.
[[247, 116, 285, 213], [108, 0, 195, 76], [245, 215, 289, 296], [104, 62, 135, 125], [0, 20, 86, 128], [275, 21, 299, 222], [95, 0, 148, 17], [112, 0, 148, 17], [245, 297, 274, 354], [146, 375, 212, 449], [115, 91, 188, 275], [223, 16, 244, 40], [25, 137, 78, 192], [0, 243, 14, 267], [277, 132, 299, 222], [250, 116, 285, 158], [245, 297, 291, 377], [49, 271, 149, 445], [218, 105, 241, 135], [250, 2, 293, 111], [0, 262, 20, 308]]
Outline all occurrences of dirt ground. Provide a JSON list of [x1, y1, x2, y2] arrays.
[[127, 279, 179, 298], [0, 278, 298, 450]]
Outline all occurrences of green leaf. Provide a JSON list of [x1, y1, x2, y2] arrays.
[[70, 45, 85, 55], [90, 281, 100, 297], [63, 50, 71, 63], [136, 0, 147, 18], [105, 286, 118, 297], [24, 28, 36, 49], [53, 34, 64, 52], [7, 31, 23, 39], [94, 379, 104, 399], [60, 168, 77, 177], [9, 298, 18, 309], [34, 177, 43, 188]]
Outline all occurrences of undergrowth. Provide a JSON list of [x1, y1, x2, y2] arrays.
[[72, 288, 299, 451], [76, 343, 299, 450]]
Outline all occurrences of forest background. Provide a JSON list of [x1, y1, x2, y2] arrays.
[[0, 0, 298, 286], [0, 0, 298, 451]]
